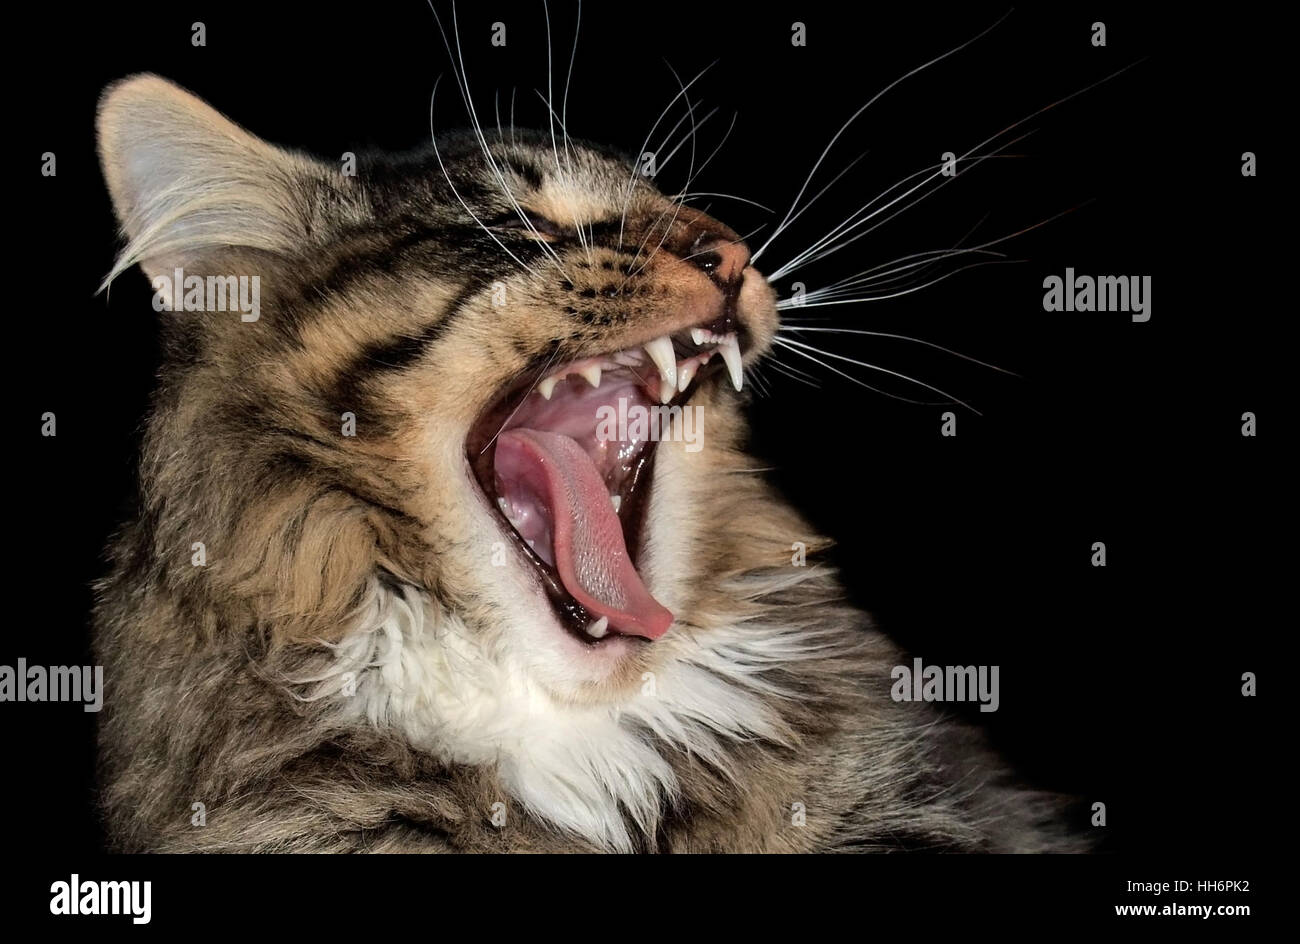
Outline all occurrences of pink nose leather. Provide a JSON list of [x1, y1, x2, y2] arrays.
[[690, 235, 750, 285]]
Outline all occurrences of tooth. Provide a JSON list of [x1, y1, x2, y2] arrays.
[[538, 375, 559, 400], [579, 365, 602, 388], [643, 336, 677, 402], [690, 328, 707, 346], [497, 496, 510, 515], [677, 360, 697, 390], [718, 334, 743, 391], [585, 616, 609, 639], [610, 494, 622, 513]]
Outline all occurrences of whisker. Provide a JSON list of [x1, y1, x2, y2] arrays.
[[783, 199, 1088, 299], [655, 107, 720, 177], [428, 1, 572, 279], [757, 149, 870, 253], [677, 110, 738, 196], [778, 324, 1016, 376], [493, 89, 505, 149], [766, 142, 1030, 283], [560, 0, 582, 171], [617, 60, 717, 251], [745, 362, 772, 397], [532, 90, 596, 265], [509, 86, 517, 149], [620, 63, 703, 284], [763, 353, 824, 389], [779, 259, 1023, 307], [542, 0, 562, 174], [768, 55, 1143, 281], [427, 75, 542, 281], [772, 336, 939, 406], [676, 192, 774, 213], [479, 346, 565, 456], [773, 335, 980, 414], [751, 10, 1013, 265]]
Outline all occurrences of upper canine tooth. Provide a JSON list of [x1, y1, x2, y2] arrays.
[[579, 365, 602, 388], [717, 334, 744, 392], [643, 336, 677, 402], [690, 328, 707, 346], [538, 375, 560, 400]]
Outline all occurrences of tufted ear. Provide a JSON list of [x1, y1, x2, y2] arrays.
[[96, 73, 338, 287]]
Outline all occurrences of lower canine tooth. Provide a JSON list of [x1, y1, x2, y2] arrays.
[[586, 616, 609, 639], [677, 361, 697, 390], [718, 334, 744, 392], [538, 376, 559, 400], [579, 365, 602, 388]]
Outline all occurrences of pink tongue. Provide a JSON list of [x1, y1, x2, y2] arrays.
[[494, 428, 673, 640]]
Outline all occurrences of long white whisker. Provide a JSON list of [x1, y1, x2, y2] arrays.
[[533, 90, 595, 265], [677, 192, 773, 213], [751, 11, 1012, 265], [542, 0, 562, 173], [429, 1, 571, 279], [650, 103, 708, 175], [770, 57, 1143, 282], [767, 142, 1029, 283], [778, 259, 1021, 308], [427, 76, 541, 281], [771, 336, 940, 407], [621, 63, 702, 284], [617, 60, 717, 251], [778, 325, 1015, 375], [561, 0, 582, 171], [655, 107, 719, 177], [678, 110, 738, 195], [760, 149, 870, 252], [794, 201, 1088, 298], [493, 89, 505, 148], [763, 353, 824, 388], [773, 335, 981, 414], [509, 86, 517, 149]]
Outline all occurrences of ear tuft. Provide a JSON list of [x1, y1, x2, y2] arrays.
[[96, 74, 332, 288]]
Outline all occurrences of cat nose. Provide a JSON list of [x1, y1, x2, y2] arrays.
[[687, 234, 750, 287]]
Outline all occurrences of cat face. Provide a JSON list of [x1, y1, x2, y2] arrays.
[[98, 76, 781, 705]]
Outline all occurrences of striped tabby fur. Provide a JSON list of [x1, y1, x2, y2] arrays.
[[92, 75, 1079, 852]]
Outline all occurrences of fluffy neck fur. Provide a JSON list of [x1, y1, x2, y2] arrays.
[[293, 572, 848, 852]]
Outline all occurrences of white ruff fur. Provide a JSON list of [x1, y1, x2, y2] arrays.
[[294, 576, 845, 852]]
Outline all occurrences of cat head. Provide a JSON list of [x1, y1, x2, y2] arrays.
[[97, 75, 799, 705]]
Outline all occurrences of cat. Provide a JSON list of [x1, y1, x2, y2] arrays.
[[92, 73, 1081, 852]]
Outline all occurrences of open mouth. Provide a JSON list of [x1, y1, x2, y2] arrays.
[[466, 315, 745, 647]]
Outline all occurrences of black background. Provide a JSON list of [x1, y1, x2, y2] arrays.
[[3, 0, 1280, 869]]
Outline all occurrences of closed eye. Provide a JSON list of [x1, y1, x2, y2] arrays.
[[493, 211, 568, 239]]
